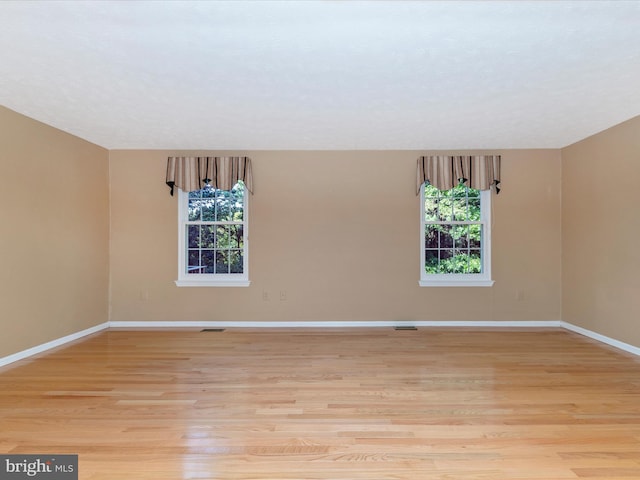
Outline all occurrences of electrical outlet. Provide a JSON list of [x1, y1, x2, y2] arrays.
[[280, 290, 287, 301], [262, 290, 270, 301]]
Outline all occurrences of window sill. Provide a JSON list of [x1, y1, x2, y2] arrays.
[[175, 279, 251, 287], [419, 279, 494, 287]]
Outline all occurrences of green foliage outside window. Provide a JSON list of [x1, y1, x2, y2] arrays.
[[424, 183, 483, 274], [186, 182, 245, 274]]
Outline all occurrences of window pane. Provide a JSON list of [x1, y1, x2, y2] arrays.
[[187, 225, 200, 248], [468, 250, 482, 273], [453, 225, 469, 249], [424, 197, 438, 221], [202, 250, 215, 273], [234, 189, 245, 222], [468, 197, 481, 221], [425, 225, 439, 249], [200, 226, 216, 248], [452, 197, 468, 221], [215, 191, 232, 221], [215, 251, 229, 273], [437, 197, 453, 222], [229, 250, 243, 273], [215, 226, 230, 248], [188, 199, 202, 221], [231, 182, 245, 221], [424, 250, 439, 274], [424, 185, 439, 221], [201, 200, 215, 221], [451, 252, 469, 274], [232, 204, 244, 221], [439, 249, 454, 273], [439, 225, 453, 248], [469, 225, 481, 249], [188, 250, 201, 273], [228, 225, 244, 248]]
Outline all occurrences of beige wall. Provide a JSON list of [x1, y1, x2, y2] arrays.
[[562, 116, 640, 347], [0, 106, 110, 358], [109, 149, 561, 323], [3, 103, 639, 355]]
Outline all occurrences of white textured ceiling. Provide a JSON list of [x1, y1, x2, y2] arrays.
[[0, 1, 639, 150]]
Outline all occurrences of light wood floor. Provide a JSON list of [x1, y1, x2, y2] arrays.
[[1, 328, 640, 479]]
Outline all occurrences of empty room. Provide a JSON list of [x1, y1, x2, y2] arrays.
[[1, 1, 640, 479]]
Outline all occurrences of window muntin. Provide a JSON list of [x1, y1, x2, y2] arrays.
[[420, 183, 493, 286], [176, 181, 249, 287]]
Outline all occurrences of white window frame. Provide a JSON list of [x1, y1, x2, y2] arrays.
[[175, 184, 250, 287], [419, 184, 493, 287]]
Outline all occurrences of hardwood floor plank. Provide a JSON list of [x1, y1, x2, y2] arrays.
[[1, 328, 640, 479]]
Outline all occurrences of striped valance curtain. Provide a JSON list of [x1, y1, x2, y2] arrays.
[[166, 156, 253, 196], [416, 155, 501, 194]]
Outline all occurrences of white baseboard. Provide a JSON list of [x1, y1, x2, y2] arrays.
[[560, 321, 640, 356], [0, 322, 109, 368], [2, 320, 638, 367], [108, 320, 563, 329]]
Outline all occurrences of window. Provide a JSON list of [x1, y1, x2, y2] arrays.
[[176, 181, 249, 287], [420, 183, 493, 287]]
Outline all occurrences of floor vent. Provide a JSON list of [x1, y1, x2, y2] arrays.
[[201, 328, 226, 332], [394, 326, 418, 331]]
